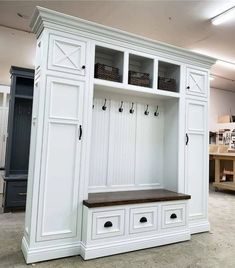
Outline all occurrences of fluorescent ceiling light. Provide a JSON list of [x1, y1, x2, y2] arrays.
[[211, 6, 235, 25], [217, 60, 235, 69]]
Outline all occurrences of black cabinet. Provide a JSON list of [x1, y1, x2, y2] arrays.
[[3, 66, 34, 212], [3, 178, 27, 210]]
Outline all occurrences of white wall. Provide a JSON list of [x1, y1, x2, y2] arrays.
[[209, 87, 235, 131]]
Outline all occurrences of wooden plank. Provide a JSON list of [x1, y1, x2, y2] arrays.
[[83, 189, 191, 208], [213, 182, 235, 191], [215, 158, 220, 183]]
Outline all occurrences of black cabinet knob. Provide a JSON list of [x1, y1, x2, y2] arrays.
[[170, 213, 177, 219], [104, 221, 113, 228], [186, 86, 190, 89], [140, 217, 147, 223], [82, 65, 86, 69]]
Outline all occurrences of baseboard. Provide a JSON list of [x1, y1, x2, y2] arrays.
[[21, 236, 81, 264], [80, 230, 191, 260], [189, 220, 210, 234]]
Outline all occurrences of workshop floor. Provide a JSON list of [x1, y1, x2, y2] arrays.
[[0, 188, 235, 268]]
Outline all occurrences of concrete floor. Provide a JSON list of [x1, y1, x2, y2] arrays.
[[0, 188, 235, 268]]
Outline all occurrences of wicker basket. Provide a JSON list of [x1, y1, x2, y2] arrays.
[[158, 76, 176, 91], [95, 63, 121, 82], [128, 71, 150, 87]]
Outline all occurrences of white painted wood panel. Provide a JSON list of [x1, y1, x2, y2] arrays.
[[163, 100, 179, 191], [108, 100, 136, 187], [48, 34, 86, 76], [89, 99, 165, 191], [37, 77, 84, 241], [186, 68, 208, 98], [89, 99, 110, 189], [135, 103, 164, 186], [185, 99, 207, 222], [186, 134, 205, 218]]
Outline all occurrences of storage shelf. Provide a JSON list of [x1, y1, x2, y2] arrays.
[[128, 54, 153, 88], [95, 46, 124, 83], [94, 78, 180, 100], [158, 61, 180, 93]]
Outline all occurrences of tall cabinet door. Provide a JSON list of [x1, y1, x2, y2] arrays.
[[185, 98, 208, 230], [36, 77, 84, 241]]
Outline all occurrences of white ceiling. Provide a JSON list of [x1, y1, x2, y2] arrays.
[[0, 1, 235, 91]]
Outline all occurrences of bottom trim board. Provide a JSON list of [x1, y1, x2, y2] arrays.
[[189, 220, 210, 234], [21, 236, 81, 264], [80, 231, 191, 260]]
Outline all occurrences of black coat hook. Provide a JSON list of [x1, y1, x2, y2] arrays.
[[144, 105, 149, 115], [102, 99, 107, 111], [119, 101, 124, 113], [154, 106, 159, 116], [130, 102, 134, 114]]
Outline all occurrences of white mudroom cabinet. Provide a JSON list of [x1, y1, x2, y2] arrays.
[[22, 7, 216, 263]]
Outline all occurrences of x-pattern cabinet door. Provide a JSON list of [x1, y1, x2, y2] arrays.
[[186, 68, 208, 98], [48, 34, 86, 76]]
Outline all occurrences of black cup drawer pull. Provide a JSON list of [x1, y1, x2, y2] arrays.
[[104, 221, 113, 228], [140, 217, 147, 223], [170, 213, 177, 219]]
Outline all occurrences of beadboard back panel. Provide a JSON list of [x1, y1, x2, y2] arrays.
[[108, 100, 136, 187], [89, 98, 164, 192], [135, 103, 164, 187], [89, 99, 110, 188]]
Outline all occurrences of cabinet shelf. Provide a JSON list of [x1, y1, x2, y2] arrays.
[[94, 78, 180, 100]]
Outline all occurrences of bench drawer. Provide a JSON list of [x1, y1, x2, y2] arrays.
[[161, 203, 186, 229], [129, 206, 158, 234], [92, 209, 125, 240]]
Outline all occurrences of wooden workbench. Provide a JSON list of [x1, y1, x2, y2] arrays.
[[210, 152, 235, 191]]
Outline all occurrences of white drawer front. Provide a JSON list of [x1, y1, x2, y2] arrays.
[[162, 203, 186, 229], [130, 206, 158, 234], [92, 209, 125, 240]]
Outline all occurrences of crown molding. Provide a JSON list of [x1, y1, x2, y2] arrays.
[[30, 6, 216, 69]]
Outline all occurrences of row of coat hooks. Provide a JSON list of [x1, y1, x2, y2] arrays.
[[93, 99, 160, 116]]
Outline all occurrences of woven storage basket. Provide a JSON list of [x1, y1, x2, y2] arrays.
[[128, 71, 150, 87], [158, 76, 176, 91], [95, 63, 120, 82]]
